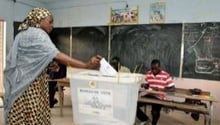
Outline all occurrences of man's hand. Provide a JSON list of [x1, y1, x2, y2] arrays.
[[141, 83, 149, 89], [165, 86, 175, 92], [49, 62, 60, 72]]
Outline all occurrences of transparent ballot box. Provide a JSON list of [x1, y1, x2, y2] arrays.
[[70, 70, 143, 125]]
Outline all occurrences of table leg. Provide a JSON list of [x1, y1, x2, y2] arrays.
[[58, 83, 64, 117], [204, 114, 208, 125], [209, 101, 213, 125]]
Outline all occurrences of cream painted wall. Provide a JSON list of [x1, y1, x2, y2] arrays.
[[14, 0, 46, 21], [0, 0, 45, 53], [0, 0, 14, 54], [47, 0, 220, 27], [0, 0, 219, 121]]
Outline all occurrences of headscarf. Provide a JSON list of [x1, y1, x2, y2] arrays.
[[18, 7, 52, 31]]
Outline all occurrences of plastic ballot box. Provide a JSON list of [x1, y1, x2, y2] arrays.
[[70, 70, 144, 125]]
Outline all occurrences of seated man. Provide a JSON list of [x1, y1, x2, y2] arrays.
[[110, 56, 130, 73], [136, 59, 175, 125], [48, 61, 67, 108]]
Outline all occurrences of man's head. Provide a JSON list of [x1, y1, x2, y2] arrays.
[[151, 59, 161, 75], [110, 56, 120, 71]]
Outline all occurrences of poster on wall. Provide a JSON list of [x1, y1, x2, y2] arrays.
[[149, 2, 166, 24], [109, 5, 139, 25]]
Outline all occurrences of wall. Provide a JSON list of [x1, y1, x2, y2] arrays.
[[47, 0, 220, 120], [0, 0, 14, 54], [0, 0, 45, 53], [47, 0, 220, 27], [0, 0, 219, 121]]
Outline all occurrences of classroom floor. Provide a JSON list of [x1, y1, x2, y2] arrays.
[[0, 88, 219, 125]]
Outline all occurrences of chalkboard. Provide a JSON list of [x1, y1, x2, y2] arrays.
[[13, 22, 220, 81], [71, 26, 109, 62], [111, 24, 182, 76], [49, 28, 70, 55], [183, 22, 220, 80]]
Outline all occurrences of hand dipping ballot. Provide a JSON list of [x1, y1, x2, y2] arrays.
[[99, 58, 117, 76]]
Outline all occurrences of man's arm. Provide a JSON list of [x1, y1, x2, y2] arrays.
[[165, 75, 175, 92]]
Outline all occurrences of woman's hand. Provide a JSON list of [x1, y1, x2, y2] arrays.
[[86, 55, 102, 69]]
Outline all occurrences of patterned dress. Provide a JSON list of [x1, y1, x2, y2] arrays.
[[7, 70, 51, 125]]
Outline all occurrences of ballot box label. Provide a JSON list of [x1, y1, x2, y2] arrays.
[[77, 88, 113, 117]]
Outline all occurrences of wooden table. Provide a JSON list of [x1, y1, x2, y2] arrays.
[[138, 88, 217, 125], [48, 78, 70, 116]]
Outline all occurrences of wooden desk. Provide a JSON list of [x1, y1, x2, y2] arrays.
[[138, 88, 217, 125], [48, 78, 70, 116]]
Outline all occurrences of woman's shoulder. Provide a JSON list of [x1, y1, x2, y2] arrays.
[[17, 27, 47, 37], [26, 27, 49, 40], [28, 27, 47, 35], [15, 27, 50, 45]]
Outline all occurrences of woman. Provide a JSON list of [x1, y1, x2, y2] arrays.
[[4, 7, 101, 125]]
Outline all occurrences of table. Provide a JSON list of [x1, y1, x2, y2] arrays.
[[48, 78, 70, 116], [138, 88, 217, 125]]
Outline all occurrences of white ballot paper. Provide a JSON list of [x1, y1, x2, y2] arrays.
[[99, 58, 117, 76]]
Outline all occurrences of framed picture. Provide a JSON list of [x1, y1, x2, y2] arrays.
[[109, 5, 139, 25], [149, 2, 166, 24]]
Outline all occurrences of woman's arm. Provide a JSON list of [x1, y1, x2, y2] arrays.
[[54, 52, 101, 69]]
